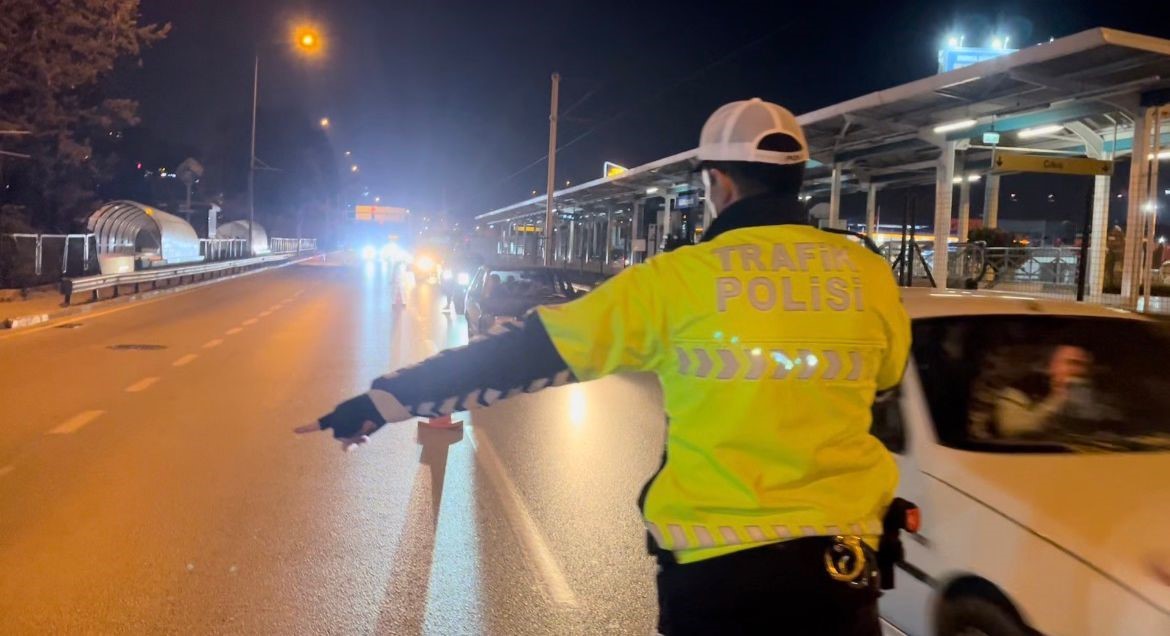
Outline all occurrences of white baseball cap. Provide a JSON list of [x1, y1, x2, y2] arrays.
[[697, 98, 809, 166]]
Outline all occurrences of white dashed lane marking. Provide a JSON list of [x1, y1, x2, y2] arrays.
[[202, 339, 224, 349], [258, 310, 272, 317], [47, 410, 104, 435], [125, 377, 160, 393], [225, 327, 243, 336], [173, 354, 198, 367], [242, 318, 259, 326]]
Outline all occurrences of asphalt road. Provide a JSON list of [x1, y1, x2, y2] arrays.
[[0, 258, 666, 635]]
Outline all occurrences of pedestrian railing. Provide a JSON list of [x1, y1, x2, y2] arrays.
[[0, 233, 97, 288], [200, 238, 249, 261], [879, 241, 1089, 297], [270, 237, 317, 254], [3, 232, 319, 290]]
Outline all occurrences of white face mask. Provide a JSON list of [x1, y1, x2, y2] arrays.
[[701, 169, 719, 219]]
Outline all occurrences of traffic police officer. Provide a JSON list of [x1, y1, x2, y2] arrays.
[[299, 98, 911, 635]]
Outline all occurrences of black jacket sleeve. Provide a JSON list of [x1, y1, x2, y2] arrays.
[[317, 312, 575, 439]]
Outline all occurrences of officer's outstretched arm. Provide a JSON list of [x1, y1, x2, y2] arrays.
[[310, 313, 575, 440], [308, 263, 662, 442]]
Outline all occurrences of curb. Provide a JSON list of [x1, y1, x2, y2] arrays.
[[3, 313, 50, 329], [0, 253, 324, 331]]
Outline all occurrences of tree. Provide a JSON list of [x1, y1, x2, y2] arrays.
[[0, 1, 169, 231]]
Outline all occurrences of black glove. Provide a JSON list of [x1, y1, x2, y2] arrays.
[[318, 394, 385, 439]]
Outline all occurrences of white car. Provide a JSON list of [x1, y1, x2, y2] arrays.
[[879, 289, 1170, 636]]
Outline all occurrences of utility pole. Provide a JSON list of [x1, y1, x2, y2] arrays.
[[247, 54, 259, 256], [543, 72, 560, 266]]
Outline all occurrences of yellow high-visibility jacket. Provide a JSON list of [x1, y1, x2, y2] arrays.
[[538, 219, 910, 564]]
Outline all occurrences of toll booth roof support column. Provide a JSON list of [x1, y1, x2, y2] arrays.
[[828, 164, 843, 227], [983, 174, 1001, 229], [933, 141, 957, 289]]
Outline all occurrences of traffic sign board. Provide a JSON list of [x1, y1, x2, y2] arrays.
[[354, 205, 408, 222], [991, 152, 1113, 176]]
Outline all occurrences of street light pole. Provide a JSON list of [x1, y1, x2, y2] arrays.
[[247, 53, 259, 257], [543, 72, 560, 266]]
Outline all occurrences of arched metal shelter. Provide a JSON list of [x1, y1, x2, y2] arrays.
[[88, 200, 202, 265], [215, 220, 270, 255]]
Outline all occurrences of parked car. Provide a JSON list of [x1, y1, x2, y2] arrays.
[[878, 289, 1170, 636], [463, 266, 582, 338]]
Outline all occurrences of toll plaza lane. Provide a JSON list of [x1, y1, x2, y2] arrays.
[[0, 260, 665, 634]]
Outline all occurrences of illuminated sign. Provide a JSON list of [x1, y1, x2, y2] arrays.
[[354, 205, 409, 222], [992, 152, 1113, 177], [514, 224, 541, 233], [938, 46, 1015, 74], [603, 161, 628, 179]]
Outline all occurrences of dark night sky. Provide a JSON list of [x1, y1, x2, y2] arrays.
[[126, 0, 1170, 218]]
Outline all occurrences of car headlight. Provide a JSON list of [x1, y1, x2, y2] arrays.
[[361, 245, 376, 261], [442, 270, 453, 281], [456, 272, 471, 286]]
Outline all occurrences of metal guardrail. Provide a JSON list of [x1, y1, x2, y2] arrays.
[[61, 254, 293, 305]]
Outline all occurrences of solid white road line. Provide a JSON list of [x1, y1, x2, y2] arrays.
[[172, 354, 198, 367], [125, 377, 160, 393], [258, 310, 272, 317], [225, 327, 243, 335], [48, 410, 104, 435], [468, 425, 579, 607], [242, 318, 259, 325], [202, 338, 224, 349], [267, 304, 282, 312], [0, 465, 15, 478]]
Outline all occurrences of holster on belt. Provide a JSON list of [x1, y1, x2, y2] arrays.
[[878, 497, 920, 590]]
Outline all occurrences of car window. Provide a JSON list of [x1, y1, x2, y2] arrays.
[[912, 315, 1170, 453], [869, 389, 905, 453], [485, 270, 571, 300]]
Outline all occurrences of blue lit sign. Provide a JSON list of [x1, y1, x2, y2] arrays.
[[938, 46, 1016, 74]]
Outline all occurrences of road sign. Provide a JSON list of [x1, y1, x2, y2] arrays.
[[354, 205, 409, 222], [938, 46, 1015, 74], [603, 161, 627, 179], [991, 152, 1113, 177]]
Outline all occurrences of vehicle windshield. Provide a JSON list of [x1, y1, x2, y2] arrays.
[[912, 315, 1170, 453]]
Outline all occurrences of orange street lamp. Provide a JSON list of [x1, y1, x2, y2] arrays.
[[247, 23, 326, 256], [294, 26, 322, 54]]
